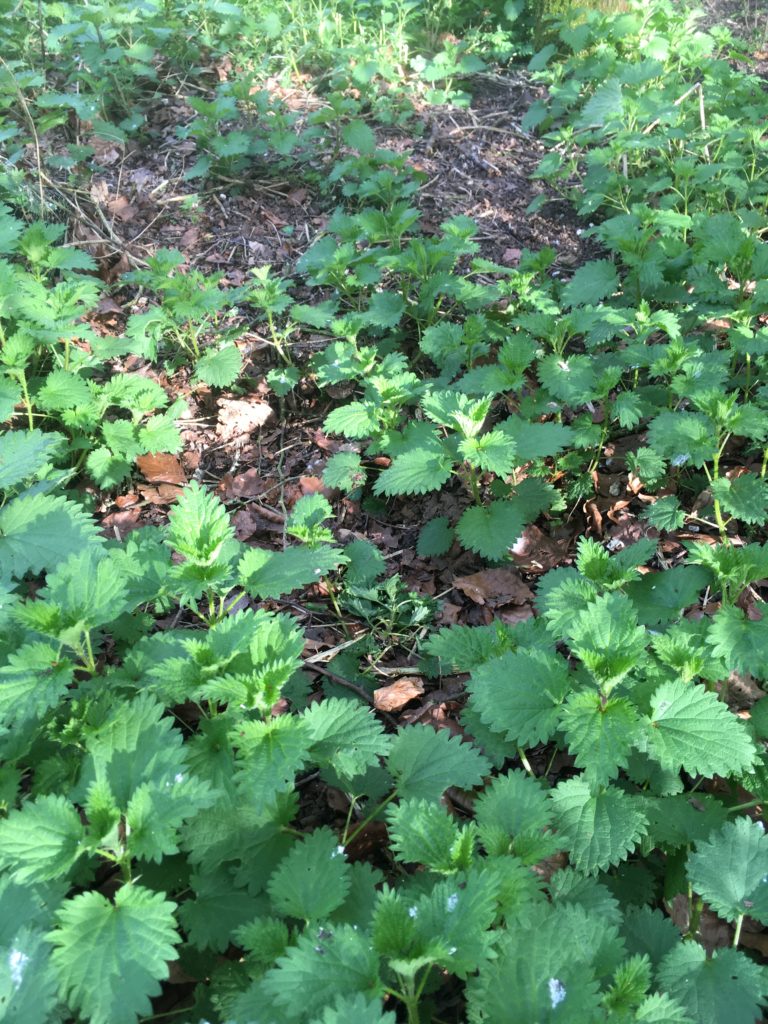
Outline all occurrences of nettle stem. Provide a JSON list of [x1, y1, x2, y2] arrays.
[[733, 913, 745, 948], [343, 789, 397, 847]]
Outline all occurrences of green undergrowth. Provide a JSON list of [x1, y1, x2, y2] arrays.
[[3, 1, 768, 1022]]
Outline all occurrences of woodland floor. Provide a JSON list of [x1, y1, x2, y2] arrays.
[[27, 4, 768, 1014]]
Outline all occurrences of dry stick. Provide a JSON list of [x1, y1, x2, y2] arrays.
[[643, 81, 710, 157]]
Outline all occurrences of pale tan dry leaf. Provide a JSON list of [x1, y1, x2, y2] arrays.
[[454, 568, 534, 607], [373, 676, 425, 712], [216, 398, 275, 440]]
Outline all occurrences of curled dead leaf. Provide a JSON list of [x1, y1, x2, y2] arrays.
[[373, 676, 425, 712]]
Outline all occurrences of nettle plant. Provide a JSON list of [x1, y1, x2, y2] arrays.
[[124, 248, 245, 387], [3, 477, 768, 1023], [0, 208, 187, 488]]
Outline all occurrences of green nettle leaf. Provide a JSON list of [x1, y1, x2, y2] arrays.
[[467, 649, 571, 747], [417, 516, 455, 558], [166, 480, 235, 565], [646, 680, 756, 776], [466, 905, 605, 1024], [364, 291, 405, 329], [0, 795, 85, 883], [286, 493, 334, 545], [324, 402, 380, 440], [621, 906, 681, 969], [125, 776, 215, 863], [625, 565, 710, 627], [239, 545, 347, 599], [474, 769, 555, 861], [193, 343, 242, 387], [459, 430, 516, 476], [260, 925, 383, 1018], [267, 827, 351, 921], [342, 119, 377, 155], [374, 445, 453, 497], [235, 715, 311, 806], [657, 944, 768, 1024], [560, 692, 641, 784], [308, 994, 396, 1024], [686, 817, 768, 925], [710, 474, 768, 525], [0, 429, 62, 490], [302, 697, 391, 782], [138, 413, 182, 455], [456, 500, 527, 561], [0, 924, 59, 1024], [562, 260, 619, 308], [646, 411, 713, 469], [0, 642, 74, 727], [388, 725, 491, 802], [0, 492, 103, 580], [565, 592, 647, 691], [323, 451, 365, 492], [77, 693, 193, 808], [634, 992, 694, 1023], [641, 495, 686, 532], [48, 885, 179, 1024], [86, 446, 132, 488], [179, 867, 267, 953], [35, 548, 129, 634], [386, 798, 471, 872], [549, 778, 648, 875], [34, 369, 92, 413], [707, 605, 768, 680], [576, 77, 623, 129]]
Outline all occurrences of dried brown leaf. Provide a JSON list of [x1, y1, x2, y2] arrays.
[[454, 568, 533, 607], [373, 676, 425, 712], [136, 452, 186, 485]]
